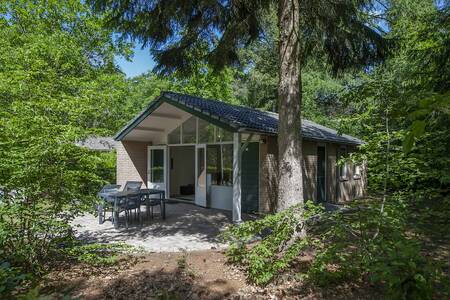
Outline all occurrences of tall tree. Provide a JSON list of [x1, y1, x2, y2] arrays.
[[0, 0, 130, 276], [92, 0, 386, 211], [125, 66, 238, 119]]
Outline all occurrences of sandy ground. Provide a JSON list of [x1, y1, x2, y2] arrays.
[[44, 250, 248, 299], [43, 249, 384, 300], [71, 202, 233, 252]]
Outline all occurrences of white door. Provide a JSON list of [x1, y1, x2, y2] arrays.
[[195, 144, 207, 207], [147, 146, 167, 198]]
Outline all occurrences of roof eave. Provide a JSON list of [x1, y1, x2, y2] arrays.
[[114, 94, 241, 141], [114, 96, 164, 141]]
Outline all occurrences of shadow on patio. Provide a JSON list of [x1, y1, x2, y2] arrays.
[[72, 202, 234, 252]]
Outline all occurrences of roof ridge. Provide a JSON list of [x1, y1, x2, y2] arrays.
[[162, 90, 277, 117]]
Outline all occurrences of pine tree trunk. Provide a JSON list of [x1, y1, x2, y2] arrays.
[[276, 0, 303, 212]]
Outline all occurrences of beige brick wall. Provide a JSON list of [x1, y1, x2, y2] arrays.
[[259, 138, 319, 211], [259, 139, 368, 210], [116, 141, 150, 189]]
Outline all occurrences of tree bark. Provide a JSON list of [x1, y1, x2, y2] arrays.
[[276, 0, 303, 212]]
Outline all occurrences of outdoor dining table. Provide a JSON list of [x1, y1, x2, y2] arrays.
[[98, 188, 165, 229]]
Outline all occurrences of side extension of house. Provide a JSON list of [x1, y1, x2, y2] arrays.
[[258, 136, 367, 213]]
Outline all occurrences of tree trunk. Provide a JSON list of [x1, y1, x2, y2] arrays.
[[276, 0, 303, 212]]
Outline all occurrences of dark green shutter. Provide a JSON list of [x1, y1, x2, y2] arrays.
[[241, 142, 259, 213]]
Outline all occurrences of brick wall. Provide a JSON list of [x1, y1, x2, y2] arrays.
[[259, 138, 319, 211], [116, 141, 150, 189], [259, 139, 368, 211]]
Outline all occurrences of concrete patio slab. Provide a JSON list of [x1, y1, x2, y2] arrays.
[[72, 202, 233, 252]]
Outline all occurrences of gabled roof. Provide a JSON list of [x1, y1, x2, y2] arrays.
[[115, 91, 363, 145]]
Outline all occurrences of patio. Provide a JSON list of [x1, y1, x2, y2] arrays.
[[72, 202, 234, 252]]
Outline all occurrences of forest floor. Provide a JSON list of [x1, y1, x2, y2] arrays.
[[42, 249, 383, 300], [42, 198, 449, 299]]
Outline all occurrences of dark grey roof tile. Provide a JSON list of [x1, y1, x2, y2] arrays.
[[162, 91, 363, 145]]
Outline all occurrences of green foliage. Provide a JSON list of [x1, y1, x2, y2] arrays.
[[93, 0, 385, 76], [235, 9, 358, 128], [125, 66, 239, 119], [336, 2, 449, 195], [369, 240, 435, 299], [223, 201, 323, 285], [0, 262, 29, 296], [0, 0, 131, 297], [226, 195, 447, 297], [306, 194, 446, 299]]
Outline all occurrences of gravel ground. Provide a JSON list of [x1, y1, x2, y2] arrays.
[[72, 202, 233, 252]]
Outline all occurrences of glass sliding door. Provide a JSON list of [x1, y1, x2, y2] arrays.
[[147, 146, 167, 198], [195, 144, 207, 207]]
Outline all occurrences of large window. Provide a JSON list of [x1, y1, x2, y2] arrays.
[[197, 147, 205, 187], [168, 125, 181, 144], [182, 116, 196, 143], [217, 127, 233, 142], [207, 145, 221, 185], [168, 116, 234, 145], [221, 144, 233, 185], [150, 149, 164, 183], [198, 118, 215, 143], [206, 144, 233, 186]]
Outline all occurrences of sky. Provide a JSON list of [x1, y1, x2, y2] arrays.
[[115, 44, 155, 78]]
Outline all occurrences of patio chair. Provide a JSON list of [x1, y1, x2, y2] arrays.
[[97, 184, 121, 223], [123, 181, 142, 191], [99, 184, 122, 194], [125, 193, 142, 228], [147, 197, 163, 219]]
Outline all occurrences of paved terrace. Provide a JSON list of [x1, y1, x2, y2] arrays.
[[72, 202, 234, 252]]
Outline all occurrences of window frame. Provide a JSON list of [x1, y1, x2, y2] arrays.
[[353, 164, 362, 180], [337, 146, 349, 181], [149, 148, 165, 183], [206, 143, 233, 187], [167, 116, 234, 146]]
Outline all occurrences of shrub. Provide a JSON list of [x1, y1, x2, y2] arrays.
[[0, 262, 29, 297], [225, 195, 447, 298], [305, 194, 445, 298], [223, 201, 322, 285]]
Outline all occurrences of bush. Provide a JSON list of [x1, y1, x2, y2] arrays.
[[225, 195, 447, 298], [0, 143, 117, 298], [0, 262, 29, 296], [223, 201, 322, 284]]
